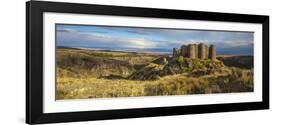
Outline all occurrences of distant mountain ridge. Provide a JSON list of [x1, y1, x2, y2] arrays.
[[57, 45, 253, 56]]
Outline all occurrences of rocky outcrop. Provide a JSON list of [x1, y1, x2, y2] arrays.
[[128, 63, 164, 80], [128, 57, 224, 80], [152, 57, 168, 65]]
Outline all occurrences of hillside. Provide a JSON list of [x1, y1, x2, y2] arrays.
[[56, 48, 254, 100], [56, 48, 159, 78], [217, 55, 253, 69]]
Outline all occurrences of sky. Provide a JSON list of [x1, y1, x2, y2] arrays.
[[56, 24, 254, 55]]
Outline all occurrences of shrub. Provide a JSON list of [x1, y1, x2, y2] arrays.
[[177, 56, 185, 64]]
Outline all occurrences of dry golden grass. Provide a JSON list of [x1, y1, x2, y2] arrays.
[[56, 69, 253, 100], [57, 48, 158, 65], [56, 48, 253, 100]]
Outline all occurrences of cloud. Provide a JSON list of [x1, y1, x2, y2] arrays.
[[57, 30, 157, 49], [56, 24, 254, 55], [57, 29, 253, 49], [56, 28, 77, 32], [57, 27, 108, 34], [217, 40, 253, 48]]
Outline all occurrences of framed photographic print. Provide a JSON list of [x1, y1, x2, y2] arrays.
[[26, 1, 269, 124]]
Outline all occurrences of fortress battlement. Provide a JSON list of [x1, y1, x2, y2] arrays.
[[173, 43, 216, 60]]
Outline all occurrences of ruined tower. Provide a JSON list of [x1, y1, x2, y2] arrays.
[[180, 45, 188, 57], [174, 43, 216, 60], [208, 44, 216, 60], [194, 44, 198, 58], [198, 43, 208, 59], [173, 48, 180, 57], [187, 44, 196, 59], [204, 44, 209, 59]]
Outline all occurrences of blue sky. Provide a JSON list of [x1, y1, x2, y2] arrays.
[[56, 24, 254, 55]]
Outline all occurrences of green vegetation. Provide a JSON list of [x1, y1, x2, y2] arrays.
[[56, 48, 254, 100], [177, 56, 185, 64]]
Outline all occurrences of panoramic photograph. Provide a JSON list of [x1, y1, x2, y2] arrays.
[[55, 24, 254, 100]]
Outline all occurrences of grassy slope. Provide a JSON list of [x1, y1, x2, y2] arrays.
[[217, 55, 253, 69], [56, 48, 253, 100]]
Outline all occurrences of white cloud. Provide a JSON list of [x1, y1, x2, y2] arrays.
[[57, 31, 158, 49], [218, 40, 253, 48], [125, 39, 157, 48]]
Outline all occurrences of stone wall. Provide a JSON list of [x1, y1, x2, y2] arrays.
[[180, 45, 188, 57], [198, 43, 208, 59], [187, 44, 196, 59], [208, 44, 216, 60], [173, 43, 216, 60], [173, 48, 180, 57]]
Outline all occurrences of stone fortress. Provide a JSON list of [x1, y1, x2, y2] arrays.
[[173, 43, 216, 60]]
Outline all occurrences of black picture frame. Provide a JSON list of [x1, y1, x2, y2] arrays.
[[26, 1, 269, 124]]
